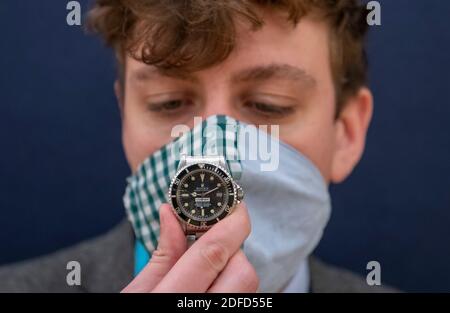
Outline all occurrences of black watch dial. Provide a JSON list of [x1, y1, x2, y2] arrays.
[[169, 163, 236, 227]]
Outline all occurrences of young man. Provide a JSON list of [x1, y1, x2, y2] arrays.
[[0, 0, 395, 292]]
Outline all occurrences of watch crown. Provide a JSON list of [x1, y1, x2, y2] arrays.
[[236, 185, 244, 202]]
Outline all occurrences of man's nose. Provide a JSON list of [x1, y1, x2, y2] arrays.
[[200, 97, 236, 120]]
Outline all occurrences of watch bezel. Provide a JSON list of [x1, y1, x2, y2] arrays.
[[168, 161, 237, 231]]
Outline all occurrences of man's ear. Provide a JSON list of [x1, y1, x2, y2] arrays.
[[114, 80, 124, 118], [330, 87, 373, 183]]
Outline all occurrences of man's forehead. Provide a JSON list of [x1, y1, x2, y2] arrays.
[[124, 14, 329, 88]]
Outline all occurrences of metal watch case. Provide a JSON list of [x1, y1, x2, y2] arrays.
[[167, 156, 243, 234]]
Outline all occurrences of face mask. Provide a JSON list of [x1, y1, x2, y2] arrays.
[[123, 115, 331, 292]]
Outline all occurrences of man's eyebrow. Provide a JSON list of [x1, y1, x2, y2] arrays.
[[130, 66, 199, 83], [231, 63, 317, 87]]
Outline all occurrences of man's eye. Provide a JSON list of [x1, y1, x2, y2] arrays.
[[161, 100, 183, 111], [147, 99, 191, 112], [244, 101, 294, 117]]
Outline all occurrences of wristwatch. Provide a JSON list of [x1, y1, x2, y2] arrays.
[[168, 155, 244, 246]]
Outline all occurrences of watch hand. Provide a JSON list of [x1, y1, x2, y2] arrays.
[[202, 186, 220, 197]]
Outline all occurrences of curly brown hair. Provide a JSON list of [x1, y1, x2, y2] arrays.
[[86, 0, 369, 112]]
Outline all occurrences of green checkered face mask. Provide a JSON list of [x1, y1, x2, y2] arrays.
[[123, 114, 331, 292], [123, 115, 242, 251]]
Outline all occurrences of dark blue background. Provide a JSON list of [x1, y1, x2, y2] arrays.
[[0, 1, 449, 292]]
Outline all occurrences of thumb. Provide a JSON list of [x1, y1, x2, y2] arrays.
[[122, 203, 187, 292]]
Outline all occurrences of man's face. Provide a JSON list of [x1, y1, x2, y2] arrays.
[[120, 12, 372, 183]]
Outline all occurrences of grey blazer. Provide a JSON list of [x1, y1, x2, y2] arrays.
[[0, 220, 396, 293]]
